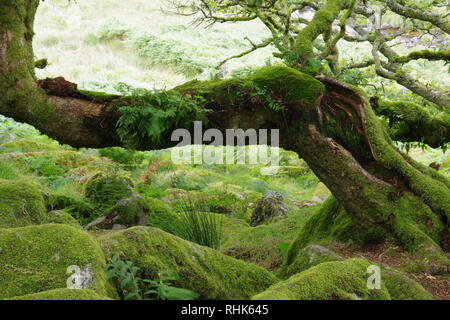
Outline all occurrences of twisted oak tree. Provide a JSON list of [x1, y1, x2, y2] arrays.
[[169, 0, 450, 108], [0, 0, 449, 272]]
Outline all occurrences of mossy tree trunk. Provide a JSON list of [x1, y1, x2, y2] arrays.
[[176, 70, 450, 273], [1, 0, 449, 272]]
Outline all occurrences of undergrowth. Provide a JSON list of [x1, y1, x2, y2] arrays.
[[106, 255, 198, 300], [111, 85, 209, 148], [175, 196, 224, 249]]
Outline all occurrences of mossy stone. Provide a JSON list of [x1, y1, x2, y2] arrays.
[[0, 224, 116, 299], [0, 178, 49, 228], [84, 172, 134, 207], [46, 210, 81, 228], [145, 197, 179, 234], [382, 269, 434, 300], [98, 226, 278, 299], [253, 258, 391, 300], [6, 288, 112, 300], [278, 245, 343, 279]]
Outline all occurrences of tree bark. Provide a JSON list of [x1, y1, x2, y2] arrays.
[[1, 0, 449, 271]]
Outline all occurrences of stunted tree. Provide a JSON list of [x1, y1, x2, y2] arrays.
[[0, 0, 449, 273], [168, 0, 450, 108]]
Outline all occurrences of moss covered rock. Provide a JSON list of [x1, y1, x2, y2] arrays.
[[382, 269, 434, 300], [250, 192, 288, 227], [84, 172, 134, 208], [221, 209, 312, 271], [286, 196, 362, 266], [46, 210, 81, 228], [86, 194, 149, 230], [253, 258, 391, 300], [6, 288, 112, 300], [145, 197, 179, 234], [98, 226, 278, 299], [278, 245, 343, 279], [46, 193, 94, 220], [47, 210, 81, 229], [0, 178, 49, 228], [0, 224, 116, 299]]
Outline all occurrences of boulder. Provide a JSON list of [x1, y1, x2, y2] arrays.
[[46, 210, 81, 228], [98, 226, 278, 299], [84, 172, 134, 208], [278, 245, 343, 278], [255, 258, 434, 300], [86, 194, 148, 230], [253, 258, 391, 300], [6, 288, 112, 300], [0, 224, 116, 299], [250, 191, 288, 226], [0, 178, 49, 228]]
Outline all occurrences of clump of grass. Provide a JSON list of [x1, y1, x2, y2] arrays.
[[175, 196, 224, 249]]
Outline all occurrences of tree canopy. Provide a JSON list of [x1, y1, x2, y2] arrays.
[[168, 0, 450, 108]]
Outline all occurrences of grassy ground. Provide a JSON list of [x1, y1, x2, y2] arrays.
[[34, 0, 275, 91]]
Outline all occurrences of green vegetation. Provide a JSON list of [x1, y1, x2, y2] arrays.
[[0, 0, 448, 302], [0, 224, 115, 299], [99, 226, 278, 299], [106, 255, 198, 300], [174, 197, 224, 249]]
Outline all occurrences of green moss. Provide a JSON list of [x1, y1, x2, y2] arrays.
[[76, 90, 122, 103], [101, 194, 148, 227], [285, 196, 354, 266], [221, 209, 313, 271], [0, 138, 57, 152], [177, 66, 324, 106], [98, 226, 278, 299], [0, 224, 116, 299], [375, 100, 450, 148], [34, 58, 48, 69], [6, 288, 112, 300], [0, 178, 49, 228], [290, 0, 348, 69], [382, 269, 434, 300], [246, 66, 324, 104], [46, 193, 94, 220], [145, 197, 179, 234], [45, 210, 81, 228], [84, 172, 134, 208], [253, 258, 391, 300], [279, 245, 343, 279]]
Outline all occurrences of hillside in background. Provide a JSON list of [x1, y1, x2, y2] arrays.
[[33, 0, 449, 100], [34, 0, 274, 91]]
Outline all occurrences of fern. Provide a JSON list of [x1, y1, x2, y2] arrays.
[[106, 255, 198, 300], [113, 88, 209, 148], [143, 270, 199, 300]]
